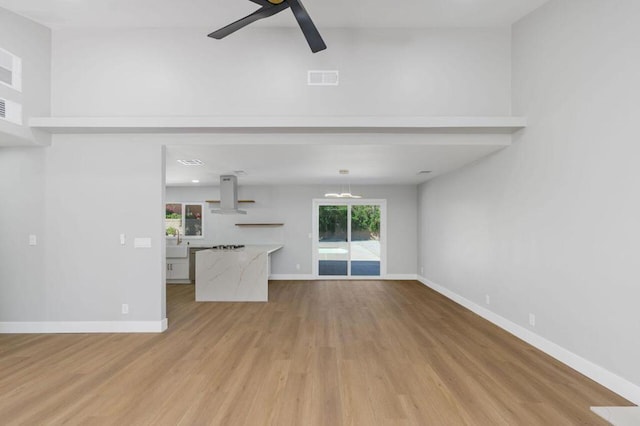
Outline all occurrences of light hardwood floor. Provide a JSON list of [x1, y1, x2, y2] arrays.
[[0, 281, 632, 425]]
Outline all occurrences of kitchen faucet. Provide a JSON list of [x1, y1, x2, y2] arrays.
[[176, 228, 182, 245]]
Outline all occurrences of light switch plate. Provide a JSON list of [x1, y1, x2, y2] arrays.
[[120, 234, 126, 245], [28, 235, 37, 246], [134, 237, 152, 248]]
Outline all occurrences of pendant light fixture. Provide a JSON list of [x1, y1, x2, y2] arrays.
[[324, 170, 362, 199]]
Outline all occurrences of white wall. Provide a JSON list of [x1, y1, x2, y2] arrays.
[[0, 7, 50, 145], [51, 27, 511, 117], [1, 136, 166, 327], [418, 0, 640, 390], [0, 10, 50, 322], [167, 184, 417, 276], [0, 148, 47, 320], [2, 11, 509, 328], [43, 136, 166, 322]]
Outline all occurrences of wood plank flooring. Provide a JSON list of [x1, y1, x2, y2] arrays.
[[0, 281, 632, 425]]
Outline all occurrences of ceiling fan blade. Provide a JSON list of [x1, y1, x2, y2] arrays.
[[208, 3, 289, 39], [285, 0, 326, 53]]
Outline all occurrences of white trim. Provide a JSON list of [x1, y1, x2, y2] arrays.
[[591, 406, 640, 424], [0, 319, 168, 334], [29, 116, 527, 134], [417, 276, 640, 406], [384, 274, 418, 280], [269, 274, 316, 280], [304, 276, 384, 281], [268, 274, 417, 281]]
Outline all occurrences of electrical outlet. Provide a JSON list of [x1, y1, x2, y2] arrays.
[[122, 304, 129, 314], [529, 313, 536, 327], [485, 295, 490, 305], [296, 264, 301, 271], [420, 267, 424, 274], [29, 235, 37, 246]]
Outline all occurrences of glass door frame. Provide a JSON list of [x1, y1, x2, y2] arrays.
[[312, 199, 387, 279]]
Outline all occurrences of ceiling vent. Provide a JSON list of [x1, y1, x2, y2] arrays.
[[0, 98, 21, 125], [308, 70, 339, 86]]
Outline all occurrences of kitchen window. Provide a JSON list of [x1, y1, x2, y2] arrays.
[[166, 203, 204, 238], [0, 47, 22, 92]]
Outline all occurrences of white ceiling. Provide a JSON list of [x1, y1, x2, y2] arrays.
[[165, 143, 505, 186], [0, 0, 550, 29]]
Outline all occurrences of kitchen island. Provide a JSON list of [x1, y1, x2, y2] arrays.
[[195, 245, 282, 302]]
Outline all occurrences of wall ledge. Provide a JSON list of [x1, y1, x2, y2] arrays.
[[0, 318, 168, 334], [29, 115, 527, 135], [417, 275, 640, 406], [0, 121, 51, 147]]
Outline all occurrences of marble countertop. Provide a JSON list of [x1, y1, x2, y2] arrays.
[[193, 245, 283, 255], [247, 245, 283, 255]]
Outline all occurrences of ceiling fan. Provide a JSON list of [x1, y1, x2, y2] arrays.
[[208, 0, 327, 53]]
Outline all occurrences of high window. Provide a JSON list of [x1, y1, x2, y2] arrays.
[[0, 47, 22, 92]]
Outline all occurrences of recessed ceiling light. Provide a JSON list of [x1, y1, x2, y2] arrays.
[[191, 179, 200, 183], [418, 170, 432, 175], [177, 159, 204, 166]]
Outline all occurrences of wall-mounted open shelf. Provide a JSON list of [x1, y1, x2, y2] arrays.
[[206, 200, 255, 204], [235, 223, 284, 227]]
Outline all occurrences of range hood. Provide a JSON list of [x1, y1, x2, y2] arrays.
[[211, 175, 247, 215]]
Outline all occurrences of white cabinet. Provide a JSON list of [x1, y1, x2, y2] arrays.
[[166, 258, 189, 282]]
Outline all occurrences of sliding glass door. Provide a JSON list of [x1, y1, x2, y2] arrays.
[[314, 200, 386, 278], [317, 205, 349, 275], [350, 205, 381, 276]]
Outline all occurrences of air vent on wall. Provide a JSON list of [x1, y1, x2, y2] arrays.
[[0, 97, 22, 125], [308, 70, 339, 86]]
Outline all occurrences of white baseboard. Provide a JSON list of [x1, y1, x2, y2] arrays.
[[417, 276, 640, 406], [166, 279, 191, 285], [0, 318, 169, 334], [384, 274, 418, 280], [269, 274, 315, 280], [591, 406, 640, 424], [269, 274, 418, 281]]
